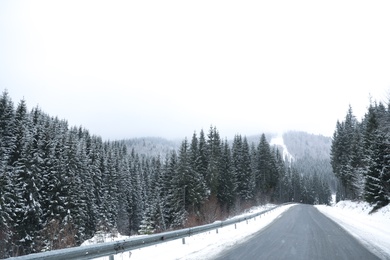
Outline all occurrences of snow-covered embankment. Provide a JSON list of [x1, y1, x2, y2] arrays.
[[316, 201, 390, 259]]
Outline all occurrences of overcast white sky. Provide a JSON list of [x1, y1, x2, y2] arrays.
[[1, 1, 390, 140]]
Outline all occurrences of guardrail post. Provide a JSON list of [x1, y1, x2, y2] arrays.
[[216, 229, 218, 234], [109, 255, 114, 260], [182, 237, 186, 244]]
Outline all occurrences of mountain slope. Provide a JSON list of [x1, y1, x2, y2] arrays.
[[282, 131, 332, 160], [123, 137, 180, 158]]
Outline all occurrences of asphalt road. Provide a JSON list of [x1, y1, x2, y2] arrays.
[[214, 204, 380, 260]]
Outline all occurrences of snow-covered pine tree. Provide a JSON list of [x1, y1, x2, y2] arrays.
[[11, 100, 43, 255], [233, 135, 254, 202], [81, 132, 102, 239], [268, 146, 281, 201], [62, 128, 88, 246], [0, 90, 15, 258], [127, 150, 143, 234], [0, 90, 15, 169], [232, 135, 243, 200], [169, 137, 207, 227], [197, 129, 208, 184], [165, 150, 186, 228], [349, 123, 366, 199], [138, 156, 156, 236], [139, 156, 164, 235], [333, 106, 359, 199], [291, 167, 302, 202], [241, 137, 255, 200], [187, 133, 207, 214], [363, 104, 381, 206], [116, 153, 132, 235], [256, 134, 273, 197], [362, 103, 390, 210], [217, 139, 236, 213], [274, 148, 287, 203], [206, 126, 222, 196], [88, 135, 105, 233]]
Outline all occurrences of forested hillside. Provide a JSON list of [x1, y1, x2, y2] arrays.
[[283, 131, 337, 192], [283, 131, 332, 160], [331, 103, 390, 211], [0, 91, 331, 258], [123, 137, 180, 158]]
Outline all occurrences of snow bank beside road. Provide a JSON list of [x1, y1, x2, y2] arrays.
[[316, 201, 390, 259], [83, 204, 296, 260]]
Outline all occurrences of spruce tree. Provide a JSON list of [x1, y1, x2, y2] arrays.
[[274, 148, 286, 203], [331, 106, 360, 199], [0, 90, 15, 258], [291, 167, 302, 202], [173, 139, 190, 223], [363, 104, 381, 205], [62, 129, 87, 245], [217, 139, 236, 213], [197, 129, 208, 184], [127, 150, 142, 234], [361, 103, 389, 210], [206, 126, 222, 196], [11, 100, 43, 254], [256, 134, 273, 197], [0, 90, 15, 168], [233, 135, 254, 202], [187, 134, 207, 213]]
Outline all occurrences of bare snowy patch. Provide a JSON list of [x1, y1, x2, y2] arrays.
[[270, 134, 294, 163]]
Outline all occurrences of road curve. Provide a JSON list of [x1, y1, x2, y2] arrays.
[[213, 204, 380, 260]]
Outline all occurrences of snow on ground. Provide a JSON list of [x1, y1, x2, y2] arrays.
[[83, 204, 296, 260], [83, 201, 390, 260], [270, 134, 294, 163], [316, 201, 390, 260]]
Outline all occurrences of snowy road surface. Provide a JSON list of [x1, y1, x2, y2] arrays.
[[214, 204, 379, 260]]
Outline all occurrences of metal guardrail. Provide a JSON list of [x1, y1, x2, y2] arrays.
[[9, 203, 291, 260]]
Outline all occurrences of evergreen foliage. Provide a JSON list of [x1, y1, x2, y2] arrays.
[[0, 91, 332, 257], [331, 101, 390, 211]]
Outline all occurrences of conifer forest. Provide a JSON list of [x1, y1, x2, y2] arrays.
[[2, 89, 367, 258], [331, 102, 390, 211]]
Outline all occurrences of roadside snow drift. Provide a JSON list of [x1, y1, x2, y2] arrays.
[[316, 201, 390, 259], [84, 201, 390, 260], [83, 204, 296, 260]]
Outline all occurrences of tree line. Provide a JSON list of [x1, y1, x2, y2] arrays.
[[331, 101, 390, 211], [283, 131, 337, 192], [0, 91, 331, 258]]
